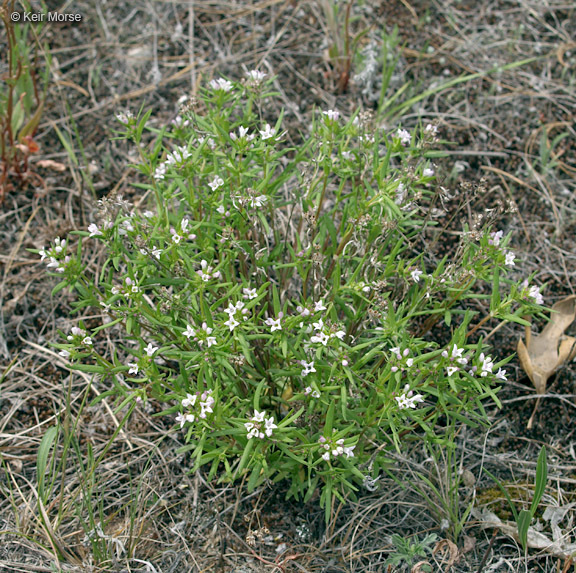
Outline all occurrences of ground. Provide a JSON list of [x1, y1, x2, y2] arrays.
[[1, 0, 575, 571]]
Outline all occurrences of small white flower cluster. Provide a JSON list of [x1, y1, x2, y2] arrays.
[[67, 326, 92, 346], [170, 218, 196, 244], [176, 389, 215, 428], [296, 299, 326, 318], [323, 109, 340, 122], [390, 346, 415, 373], [154, 145, 191, 181], [309, 318, 345, 346], [318, 435, 355, 461], [475, 353, 507, 380], [443, 344, 468, 377], [245, 69, 266, 88], [87, 221, 113, 238], [183, 322, 217, 348], [245, 410, 277, 439], [259, 123, 277, 141], [488, 230, 516, 268], [210, 77, 233, 92], [223, 301, 250, 331], [303, 385, 320, 398], [115, 110, 134, 124], [171, 115, 190, 128], [521, 280, 543, 305], [397, 128, 411, 146], [230, 125, 255, 143], [208, 175, 224, 191], [197, 260, 221, 282], [111, 276, 140, 296], [39, 238, 70, 273], [231, 190, 268, 210], [395, 384, 424, 410]]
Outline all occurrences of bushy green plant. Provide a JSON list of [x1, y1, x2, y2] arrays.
[[39, 72, 545, 521], [0, 0, 49, 198]]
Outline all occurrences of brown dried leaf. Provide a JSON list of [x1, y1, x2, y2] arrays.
[[37, 159, 67, 172], [518, 295, 576, 394], [433, 538, 459, 569]]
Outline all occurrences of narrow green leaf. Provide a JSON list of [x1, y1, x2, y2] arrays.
[[37, 426, 58, 501], [530, 445, 547, 515]]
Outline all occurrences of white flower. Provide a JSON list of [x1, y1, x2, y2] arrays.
[[246, 69, 266, 84], [489, 230, 504, 246], [301, 360, 316, 377], [145, 343, 158, 357], [197, 260, 220, 281], [183, 325, 196, 338], [332, 330, 345, 340], [323, 109, 340, 121], [249, 195, 267, 208], [70, 326, 85, 338], [528, 285, 543, 305], [505, 251, 516, 267], [230, 126, 254, 141], [479, 353, 494, 377], [182, 393, 197, 408], [82, 337, 92, 346], [154, 163, 167, 180], [243, 287, 258, 300], [166, 146, 190, 165], [224, 316, 240, 331], [314, 300, 327, 312], [264, 417, 277, 437], [88, 223, 102, 237], [495, 368, 507, 381], [311, 332, 330, 346], [312, 318, 324, 331], [208, 176, 224, 191], [128, 363, 139, 375], [397, 128, 411, 146], [395, 384, 424, 409], [423, 167, 435, 177], [59, 349, 71, 359], [411, 269, 423, 283], [259, 124, 275, 140], [342, 445, 355, 458], [446, 366, 458, 377], [210, 77, 233, 92], [265, 316, 282, 332]]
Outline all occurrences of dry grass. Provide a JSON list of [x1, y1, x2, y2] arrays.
[[1, 0, 576, 571]]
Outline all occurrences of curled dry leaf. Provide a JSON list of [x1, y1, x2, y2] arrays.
[[37, 159, 67, 172], [411, 561, 432, 573], [433, 538, 459, 569], [517, 295, 576, 394]]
